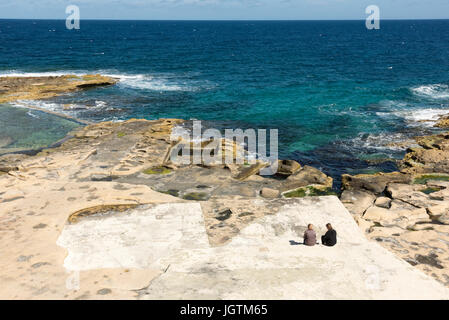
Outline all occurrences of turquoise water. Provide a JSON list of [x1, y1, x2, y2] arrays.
[[1, 19, 449, 179], [0, 104, 80, 154]]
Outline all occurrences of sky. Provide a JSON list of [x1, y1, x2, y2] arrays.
[[0, 0, 448, 20]]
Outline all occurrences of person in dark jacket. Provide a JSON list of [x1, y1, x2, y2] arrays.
[[303, 224, 317, 246], [321, 223, 337, 246]]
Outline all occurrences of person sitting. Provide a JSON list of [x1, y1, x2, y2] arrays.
[[321, 223, 337, 246], [303, 224, 317, 246]]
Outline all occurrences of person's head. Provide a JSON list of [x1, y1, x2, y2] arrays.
[[326, 223, 333, 230], [307, 224, 313, 230]]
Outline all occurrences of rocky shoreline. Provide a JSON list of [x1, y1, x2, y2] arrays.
[[1, 75, 449, 295], [341, 130, 449, 286], [0, 74, 117, 104]]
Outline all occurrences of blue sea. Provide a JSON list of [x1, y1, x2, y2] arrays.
[[1, 19, 449, 182]]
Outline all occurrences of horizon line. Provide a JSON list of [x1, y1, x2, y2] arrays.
[[1, 18, 449, 22]]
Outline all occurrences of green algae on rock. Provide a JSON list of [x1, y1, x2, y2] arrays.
[[143, 166, 172, 175], [283, 186, 337, 198], [413, 174, 449, 185]]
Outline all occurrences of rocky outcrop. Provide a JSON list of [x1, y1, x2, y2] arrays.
[[280, 165, 333, 193], [0, 75, 117, 104], [2, 74, 448, 299], [341, 130, 449, 287], [435, 115, 449, 129], [342, 172, 412, 194], [52, 198, 449, 299], [0, 153, 30, 173], [400, 132, 449, 174], [340, 189, 376, 217], [276, 159, 301, 175]]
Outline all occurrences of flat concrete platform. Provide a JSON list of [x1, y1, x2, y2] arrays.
[[57, 196, 449, 299]]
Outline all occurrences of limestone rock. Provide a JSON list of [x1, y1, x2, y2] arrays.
[[386, 183, 440, 208], [90, 174, 117, 182], [276, 160, 301, 175], [374, 197, 392, 209], [281, 165, 332, 192], [0, 189, 25, 202], [354, 216, 374, 233], [399, 133, 449, 173], [0, 153, 29, 172], [435, 115, 449, 129], [426, 180, 449, 189], [363, 206, 391, 225], [0, 75, 118, 104], [340, 189, 376, 216], [363, 200, 430, 229], [427, 204, 449, 219], [342, 172, 412, 194], [260, 187, 280, 199], [415, 132, 449, 150], [233, 162, 268, 181], [437, 214, 449, 225]]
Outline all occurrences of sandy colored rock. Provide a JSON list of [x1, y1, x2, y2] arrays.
[[52, 198, 449, 299], [342, 172, 412, 194], [427, 203, 449, 218], [363, 201, 429, 229], [340, 189, 376, 216], [437, 214, 449, 225], [0, 75, 117, 104], [1, 104, 449, 299], [435, 115, 449, 129], [260, 187, 280, 198], [233, 161, 268, 180], [374, 197, 392, 209], [276, 159, 301, 175], [281, 165, 332, 192]]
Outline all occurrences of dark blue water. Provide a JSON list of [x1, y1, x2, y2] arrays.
[[1, 19, 449, 179]]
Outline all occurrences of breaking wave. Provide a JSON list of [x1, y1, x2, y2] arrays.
[[411, 84, 449, 100], [0, 70, 215, 92]]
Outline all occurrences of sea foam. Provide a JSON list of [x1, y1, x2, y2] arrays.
[[0, 70, 211, 92], [411, 84, 449, 100]]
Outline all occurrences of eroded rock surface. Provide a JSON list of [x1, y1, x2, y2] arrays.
[[0, 117, 340, 299], [1, 109, 448, 298], [341, 130, 449, 287], [0, 75, 117, 104], [56, 198, 449, 299]]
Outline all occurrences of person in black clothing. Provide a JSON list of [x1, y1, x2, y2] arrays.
[[321, 223, 337, 246]]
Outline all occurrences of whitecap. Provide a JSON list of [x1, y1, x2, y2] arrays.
[[411, 84, 449, 100], [350, 132, 411, 151], [389, 108, 449, 127], [109, 73, 207, 92], [0, 70, 214, 93]]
